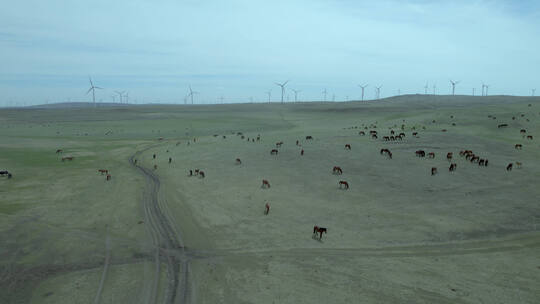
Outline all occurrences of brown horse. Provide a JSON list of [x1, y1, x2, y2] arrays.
[[313, 226, 327, 240], [447, 152, 453, 161], [506, 163, 513, 171], [415, 150, 425, 157], [428, 152, 435, 158], [431, 167, 437, 175], [264, 202, 270, 215], [449, 163, 457, 172], [301, 149, 304, 156], [515, 144, 522, 150], [359, 131, 365, 136], [98, 169, 108, 175], [262, 179, 271, 188], [270, 149, 279, 155], [338, 181, 349, 189], [527, 135, 533, 140], [332, 166, 343, 175], [345, 144, 351, 150], [199, 171, 205, 178], [236, 158, 242, 165], [380, 149, 392, 159]]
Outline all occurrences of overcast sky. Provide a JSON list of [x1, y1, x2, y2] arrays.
[[1, 0, 539, 105]]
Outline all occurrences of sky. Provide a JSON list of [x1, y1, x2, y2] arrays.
[[1, 0, 539, 106]]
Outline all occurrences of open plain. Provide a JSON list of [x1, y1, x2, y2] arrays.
[[1, 95, 539, 303]]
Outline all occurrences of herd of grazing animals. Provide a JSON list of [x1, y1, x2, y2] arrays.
[[39, 102, 535, 242]]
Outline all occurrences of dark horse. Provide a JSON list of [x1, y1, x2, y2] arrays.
[[313, 226, 327, 240]]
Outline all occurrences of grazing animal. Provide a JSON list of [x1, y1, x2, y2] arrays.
[[515, 144, 522, 150], [515, 162, 522, 168], [380, 149, 392, 159], [383, 136, 390, 141], [338, 180, 349, 189], [106, 174, 111, 181], [449, 163, 457, 172], [195, 169, 200, 175], [527, 135, 533, 140], [345, 144, 351, 150], [332, 166, 343, 175], [415, 150, 426, 157], [61, 156, 74, 161], [470, 156, 480, 163], [497, 124, 508, 128], [313, 226, 327, 240], [56, 149, 63, 153], [257, 135, 260, 141], [296, 140, 299, 145], [371, 134, 378, 139], [479, 159, 485, 166], [301, 149, 304, 156], [306, 136, 313, 140], [0, 170, 9, 176], [447, 152, 453, 161], [484, 159, 489, 166], [431, 167, 437, 175], [98, 169, 108, 175], [412, 132, 418, 137], [359, 131, 365, 136], [428, 152, 435, 159], [506, 163, 513, 171], [276, 141, 283, 148], [199, 171, 205, 178], [441, 129, 447, 132], [236, 158, 242, 165], [262, 179, 271, 188], [270, 149, 279, 155], [520, 129, 526, 134], [168, 157, 172, 163], [189, 170, 193, 176], [264, 202, 270, 215], [390, 130, 395, 135], [153, 154, 156, 159]]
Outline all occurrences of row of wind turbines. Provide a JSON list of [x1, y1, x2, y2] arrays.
[[86, 77, 538, 106]]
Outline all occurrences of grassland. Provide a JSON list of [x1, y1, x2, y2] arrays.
[[1, 95, 539, 303]]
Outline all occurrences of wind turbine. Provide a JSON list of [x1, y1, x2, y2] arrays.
[[188, 85, 199, 104], [432, 83, 437, 95], [219, 96, 224, 104], [532, 89, 536, 97], [450, 80, 459, 95], [115, 91, 124, 103], [86, 77, 103, 107], [358, 84, 368, 101], [111, 95, 116, 103], [291, 89, 301, 102], [375, 85, 382, 99], [484, 84, 489, 96], [472, 88, 476, 96], [274, 80, 289, 104], [124, 92, 129, 104], [322, 88, 327, 101], [424, 82, 429, 94], [266, 90, 272, 103]]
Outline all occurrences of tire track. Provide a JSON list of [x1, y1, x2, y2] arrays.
[[130, 147, 187, 304]]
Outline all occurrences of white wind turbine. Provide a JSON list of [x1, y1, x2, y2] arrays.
[[424, 82, 429, 94], [322, 88, 327, 101], [450, 80, 460, 95], [291, 89, 301, 102], [266, 90, 272, 103], [375, 85, 382, 99], [86, 77, 103, 107], [274, 80, 289, 104], [115, 91, 124, 103], [358, 84, 368, 101], [532, 89, 536, 97], [188, 85, 199, 104]]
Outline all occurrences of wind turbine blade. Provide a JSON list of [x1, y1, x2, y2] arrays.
[[86, 87, 93, 94], [95, 86, 103, 89], [283, 80, 289, 86], [89, 77, 93, 87]]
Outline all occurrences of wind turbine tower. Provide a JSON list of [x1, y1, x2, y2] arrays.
[[115, 91, 124, 103], [188, 85, 199, 104], [450, 80, 460, 95], [274, 80, 289, 104], [322, 88, 327, 101], [266, 90, 272, 103], [375, 85, 382, 99], [291, 89, 301, 102], [358, 84, 368, 101], [484, 85, 489, 96], [86, 77, 103, 107], [533, 89, 536, 97], [424, 82, 429, 94]]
